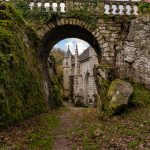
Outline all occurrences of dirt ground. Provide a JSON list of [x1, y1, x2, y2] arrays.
[[0, 102, 150, 150], [52, 104, 86, 150]]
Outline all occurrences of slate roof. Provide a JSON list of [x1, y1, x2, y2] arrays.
[[64, 49, 72, 58], [79, 47, 90, 62]]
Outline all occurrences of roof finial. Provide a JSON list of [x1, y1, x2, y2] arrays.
[[75, 44, 78, 55], [68, 45, 70, 51]]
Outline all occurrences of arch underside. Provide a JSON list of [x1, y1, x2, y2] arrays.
[[39, 24, 101, 61], [38, 23, 102, 108]]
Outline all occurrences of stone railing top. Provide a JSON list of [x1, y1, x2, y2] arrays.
[[1, 0, 141, 15]]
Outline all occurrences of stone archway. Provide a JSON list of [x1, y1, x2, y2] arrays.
[[37, 18, 111, 108]]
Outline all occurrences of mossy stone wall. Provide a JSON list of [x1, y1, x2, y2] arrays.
[[0, 3, 46, 128]]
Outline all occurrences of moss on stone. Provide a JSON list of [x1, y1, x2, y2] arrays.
[[98, 78, 112, 117], [51, 76, 63, 108], [0, 3, 46, 128], [129, 82, 150, 107], [138, 2, 150, 14], [108, 79, 128, 98]]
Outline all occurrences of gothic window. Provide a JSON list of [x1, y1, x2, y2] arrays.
[[66, 61, 68, 65]]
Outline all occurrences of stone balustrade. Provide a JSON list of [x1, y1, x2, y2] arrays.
[[28, 1, 67, 12], [104, 0, 139, 15], [1, 0, 140, 15]]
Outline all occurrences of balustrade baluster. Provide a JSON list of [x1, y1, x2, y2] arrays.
[[44, 1, 49, 10], [24, 0, 139, 16], [104, 4, 108, 14], [63, 2, 67, 12], [134, 5, 138, 15], [52, 2, 56, 12]]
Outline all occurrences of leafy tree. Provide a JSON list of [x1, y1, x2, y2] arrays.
[[51, 48, 65, 88]]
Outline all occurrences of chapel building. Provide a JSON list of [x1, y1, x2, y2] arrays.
[[63, 45, 98, 107]]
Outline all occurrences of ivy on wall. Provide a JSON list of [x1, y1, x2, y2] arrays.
[[138, 1, 150, 14]]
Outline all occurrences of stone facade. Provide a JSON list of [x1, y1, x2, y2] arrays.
[[63, 46, 98, 107]]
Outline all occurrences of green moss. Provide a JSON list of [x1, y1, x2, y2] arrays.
[[108, 79, 127, 98], [98, 79, 112, 117], [51, 76, 63, 108], [138, 2, 150, 14], [128, 140, 140, 149], [10, 112, 60, 150], [65, 10, 99, 30], [129, 83, 150, 107], [28, 113, 59, 150], [0, 3, 46, 128]]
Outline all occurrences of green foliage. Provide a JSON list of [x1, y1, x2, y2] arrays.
[[65, 10, 99, 29], [0, 2, 24, 25], [9, 0, 100, 29], [27, 113, 59, 150], [51, 48, 65, 88], [51, 76, 63, 107], [0, 2, 46, 128], [7, 0, 134, 31], [10, 0, 30, 18], [138, 2, 150, 14], [98, 79, 113, 118], [83, 137, 98, 150], [129, 83, 150, 107], [28, 5, 51, 23], [128, 140, 140, 149]]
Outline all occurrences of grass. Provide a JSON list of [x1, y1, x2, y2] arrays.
[[27, 113, 59, 150], [128, 140, 140, 149], [1, 83, 150, 150], [27, 114, 59, 150], [0, 112, 59, 150], [83, 137, 99, 150]]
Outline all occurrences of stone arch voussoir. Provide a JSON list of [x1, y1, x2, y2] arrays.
[[92, 28, 114, 65], [37, 18, 94, 39], [37, 17, 116, 65]]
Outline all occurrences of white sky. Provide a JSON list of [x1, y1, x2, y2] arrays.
[[54, 38, 90, 54]]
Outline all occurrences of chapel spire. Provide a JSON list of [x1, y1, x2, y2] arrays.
[[64, 44, 72, 58], [75, 44, 78, 55], [68, 45, 70, 51]]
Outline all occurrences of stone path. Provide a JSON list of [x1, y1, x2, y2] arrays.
[[52, 102, 84, 150]]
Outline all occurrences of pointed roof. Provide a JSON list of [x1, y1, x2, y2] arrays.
[[64, 49, 72, 58], [79, 47, 90, 62]]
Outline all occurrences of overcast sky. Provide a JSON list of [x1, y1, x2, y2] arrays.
[[54, 38, 90, 54]]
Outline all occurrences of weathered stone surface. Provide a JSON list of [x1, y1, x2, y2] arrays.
[[116, 16, 150, 89], [108, 79, 133, 113], [97, 65, 116, 81]]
